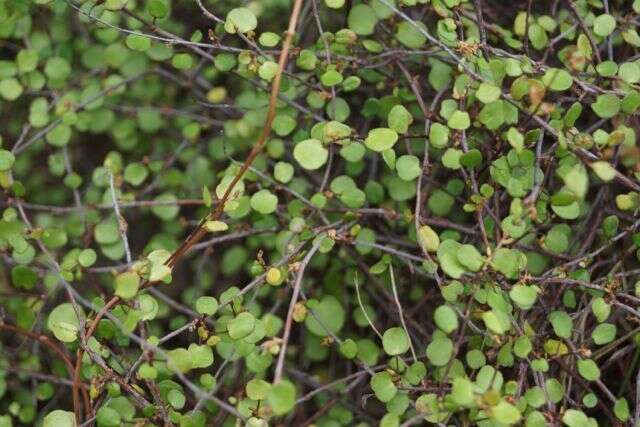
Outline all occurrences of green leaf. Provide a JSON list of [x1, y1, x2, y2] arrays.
[[433, 305, 458, 334], [371, 371, 397, 402], [592, 94, 620, 118], [250, 189, 278, 214], [259, 32, 281, 47], [246, 379, 271, 400], [267, 380, 296, 415], [43, 410, 75, 427], [172, 53, 193, 70], [490, 400, 521, 425], [451, 377, 474, 406], [509, 284, 538, 310], [382, 327, 410, 356], [364, 128, 399, 152], [447, 110, 471, 130], [426, 337, 453, 366], [115, 271, 140, 300], [549, 311, 572, 338], [476, 82, 501, 103], [441, 148, 462, 170], [340, 339, 358, 359], [44, 57, 71, 80], [274, 162, 294, 183], [591, 297, 610, 322], [325, 0, 345, 8], [0, 78, 23, 100], [16, 49, 38, 73], [167, 348, 192, 373], [562, 409, 589, 427], [396, 22, 427, 48], [591, 323, 616, 345], [460, 149, 483, 168], [395, 155, 421, 181], [47, 303, 84, 343], [0, 150, 15, 171], [125, 34, 151, 51], [347, 4, 378, 35], [123, 163, 148, 186], [168, 389, 186, 409], [320, 69, 343, 86], [456, 244, 483, 272], [417, 225, 439, 253], [225, 8, 258, 34], [11, 265, 37, 289], [577, 359, 601, 381], [305, 295, 345, 336], [204, 220, 228, 232], [187, 343, 214, 369], [590, 161, 616, 182], [618, 62, 640, 83], [593, 14, 616, 37], [482, 310, 508, 335], [542, 68, 573, 91], [388, 105, 413, 134], [429, 122, 450, 148], [228, 312, 256, 340], [148, 0, 168, 18], [293, 138, 328, 170], [195, 296, 218, 315], [437, 239, 466, 279], [514, 336, 532, 358], [96, 406, 121, 427], [491, 248, 524, 279], [614, 398, 630, 421]]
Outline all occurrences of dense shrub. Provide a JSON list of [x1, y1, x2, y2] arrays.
[[1, 0, 640, 426]]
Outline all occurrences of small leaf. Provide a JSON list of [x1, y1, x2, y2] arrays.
[[225, 8, 258, 34], [542, 68, 573, 91], [370, 371, 397, 402], [47, 303, 84, 343], [426, 337, 453, 366], [590, 161, 616, 182], [267, 380, 296, 415], [490, 400, 521, 425], [0, 150, 15, 171], [388, 105, 413, 134], [204, 220, 229, 232], [115, 271, 140, 300], [451, 377, 474, 407], [577, 359, 601, 381], [549, 311, 572, 339], [433, 305, 458, 334], [476, 82, 501, 103], [293, 139, 328, 170], [382, 327, 410, 356], [593, 14, 616, 37], [591, 323, 616, 345], [43, 410, 75, 427], [447, 110, 471, 130], [195, 296, 218, 315], [188, 343, 214, 369], [228, 312, 256, 340], [592, 94, 620, 118], [250, 190, 278, 214], [562, 409, 589, 427], [417, 225, 439, 253], [246, 379, 271, 400], [364, 128, 399, 152], [395, 155, 421, 181]]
